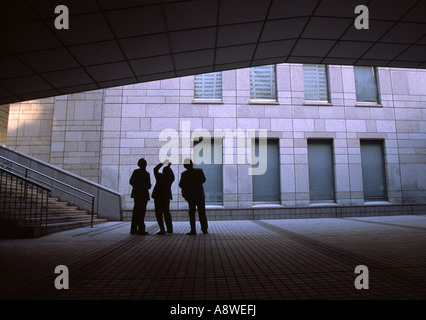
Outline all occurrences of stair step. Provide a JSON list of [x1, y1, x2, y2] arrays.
[[1, 218, 108, 238], [49, 209, 85, 213], [43, 219, 108, 235], [49, 206, 87, 211], [27, 214, 100, 223]]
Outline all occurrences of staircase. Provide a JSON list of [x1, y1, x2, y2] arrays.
[[36, 197, 107, 236], [1, 162, 108, 238], [1, 199, 107, 239]]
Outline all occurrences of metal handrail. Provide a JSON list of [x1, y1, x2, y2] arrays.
[[0, 167, 51, 193], [1, 167, 51, 228], [0, 155, 95, 227]]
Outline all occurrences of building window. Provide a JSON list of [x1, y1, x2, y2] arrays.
[[252, 138, 280, 203], [193, 137, 223, 205], [250, 65, 277, 100], [354, 66, 379, 102], [360, 140, 387, 201], [307, 140, 335, 202], [194, 72, 222, 100], [303, 64, 329, 102]]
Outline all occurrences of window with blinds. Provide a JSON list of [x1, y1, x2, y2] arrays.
[[250, 65, 277, 100], [252, 139, 280, 203], [194, 72, 222, 100], [303, 64, 329, 101], [354, 66, 379, 102], [193, 138, 223, 205]]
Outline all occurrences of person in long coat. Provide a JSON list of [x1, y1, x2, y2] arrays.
[[129, 158, 151, 235], [152, 161, 175, 235], [179, 159, 208, 235]]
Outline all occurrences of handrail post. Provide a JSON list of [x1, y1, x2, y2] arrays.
[[45, 191, 49, 229], [91, 196, 95, 228]]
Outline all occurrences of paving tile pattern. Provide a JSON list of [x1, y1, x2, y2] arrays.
[[1, 215, 426, 300]]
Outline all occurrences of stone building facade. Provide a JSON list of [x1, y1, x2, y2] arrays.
[[2, 63, 425, 217]]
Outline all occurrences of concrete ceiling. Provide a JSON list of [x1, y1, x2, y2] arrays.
[[1, 0, 425, 105]]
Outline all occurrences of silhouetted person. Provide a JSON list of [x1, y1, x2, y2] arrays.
[[129, 158, 151, 235], [179, 159, 208, 235], [152, 161, 175, 235]]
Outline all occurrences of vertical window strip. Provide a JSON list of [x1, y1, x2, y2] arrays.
[[303, 64, 329, 101], [360, 140, 387, 201], [252, 138, 280, 202], [307, 140, 336, 202], [354, 66, 379, 102], [193, 138, 223, 205], [194, 72, 222, 100], [250, 65, 277, 100]]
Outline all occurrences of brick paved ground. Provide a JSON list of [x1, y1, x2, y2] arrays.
[[1, 215, 426, 302]]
